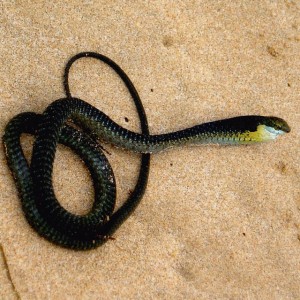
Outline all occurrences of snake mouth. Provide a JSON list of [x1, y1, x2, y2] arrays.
[[264, 125, 286, 137], [262, 122, 290, 141]]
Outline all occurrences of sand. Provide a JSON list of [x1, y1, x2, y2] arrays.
[[1, 1, 299, 299]]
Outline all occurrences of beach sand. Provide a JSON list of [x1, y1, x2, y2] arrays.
[[0, 1, 299, 299]]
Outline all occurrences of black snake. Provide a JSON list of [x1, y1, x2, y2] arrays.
[[3, 52, 290, 250]]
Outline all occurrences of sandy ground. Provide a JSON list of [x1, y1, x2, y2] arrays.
[[0, 1, 299, 299]]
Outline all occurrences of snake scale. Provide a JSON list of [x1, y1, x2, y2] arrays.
[[3, 52, 290, 250]]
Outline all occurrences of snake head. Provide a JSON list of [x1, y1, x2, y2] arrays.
[[254, 116, 291, 142], [230, 116, 291, 144], [263, 116, 291, 133]]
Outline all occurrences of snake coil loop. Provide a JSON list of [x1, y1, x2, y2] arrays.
[[3, 52, 150, 250]]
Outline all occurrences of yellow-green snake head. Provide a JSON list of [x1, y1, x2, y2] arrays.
[[238, 116, 291, 143]]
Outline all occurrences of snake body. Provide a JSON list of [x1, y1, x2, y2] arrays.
[[3, 52, 290, 250]]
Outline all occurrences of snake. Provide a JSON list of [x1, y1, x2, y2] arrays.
[[3, 52, 291, 250]]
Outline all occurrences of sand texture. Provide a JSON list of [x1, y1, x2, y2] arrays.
[[0, 1, 299, 299]]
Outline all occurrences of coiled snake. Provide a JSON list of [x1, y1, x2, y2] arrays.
[[3, 52, 290, 250]]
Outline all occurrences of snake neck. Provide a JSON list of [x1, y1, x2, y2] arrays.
[[73, 109, 289, 154]]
